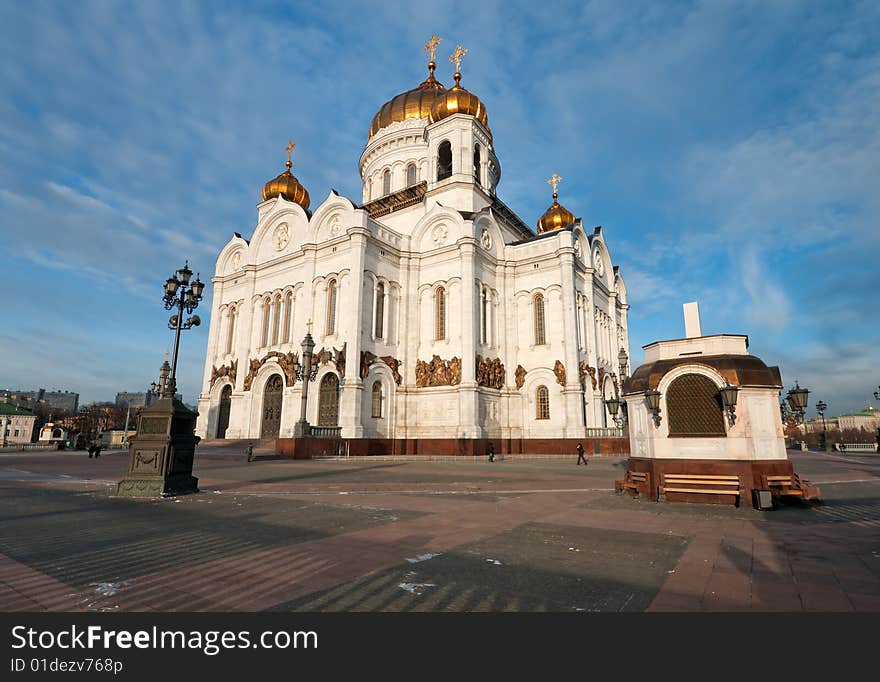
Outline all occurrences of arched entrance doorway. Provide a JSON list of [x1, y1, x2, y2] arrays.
[[260, 374, 283, 438], [318, 374, 339, 426], [216, 385, 232, 439]]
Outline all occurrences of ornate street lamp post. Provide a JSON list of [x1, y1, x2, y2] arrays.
[[719, 382, 739, 426], [604, 395, 621, 429], [116, 264, 203, 498], [815, 400, 828, 452], [162, 261, 204, 398], [293, 320, 320, 437]]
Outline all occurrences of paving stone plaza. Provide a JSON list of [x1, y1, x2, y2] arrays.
[[1, 445, 878, 612]]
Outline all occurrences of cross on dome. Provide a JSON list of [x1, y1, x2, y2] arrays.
[[424, 34, 442, 63], [285, 139, 296, 169], [449, 44, 468, 73], [548, 173, 562, 198]]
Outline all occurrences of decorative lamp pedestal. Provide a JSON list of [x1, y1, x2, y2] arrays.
[[116, 396, 200, 497]]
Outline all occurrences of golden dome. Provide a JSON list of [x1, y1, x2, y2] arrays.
[[368, 64, 445, 139], [429, 45, 489, 131], [536, 173, 575, 233], [261, 140, 310, 210]]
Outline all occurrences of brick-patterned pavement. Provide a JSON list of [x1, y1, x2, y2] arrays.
[[0, 446, 878, 611]]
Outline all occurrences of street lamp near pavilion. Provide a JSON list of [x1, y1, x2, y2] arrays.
[[644, 388, 662, 427], [162, 261, 204, 399], [604, 395, 621, 428], [815, 400, 829, 452], [785, 381, 810, 423], [719, 382, 739, 426]]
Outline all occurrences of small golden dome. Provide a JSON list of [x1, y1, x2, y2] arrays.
[[261, 140, 310, 210], [428, 45, 489, 131], [536, 173, 575, 233], [368, 65, 446, 140]]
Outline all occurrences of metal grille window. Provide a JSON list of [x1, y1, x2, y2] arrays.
[[375, 283, 385, 339], [666, 373, 726, 437], [371, 381, 383, 418], [226, 306, 236, 354], [407, 163, 417, 187], [536, 385, 550, 420], [271, 294, 281, 346], [473, 145, 481, 183], [282, 293, 293, 343], [437, 141, 452, 180], [435, 286, 446, 340], [260, 298, 270, 347], [383, 169, 391, 196], [534, 294, 546, 345]]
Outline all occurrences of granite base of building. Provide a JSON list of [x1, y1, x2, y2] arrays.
[[275, 437, 630, 459], [617, 457, 821, 506]]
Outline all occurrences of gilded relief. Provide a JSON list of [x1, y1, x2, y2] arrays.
[[554, 360, 566, 386], [475, 355, 505, 389], [515, 364, 526, 390], [415, 355, 461, 387], [210, 360, 238, 389]]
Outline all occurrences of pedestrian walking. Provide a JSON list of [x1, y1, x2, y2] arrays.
[[576, 442, 588, 465], [87, 443, 95, 458], [93, 441, 102, 458], [246, 442, 254, 462], [487, 442, 495, 462]]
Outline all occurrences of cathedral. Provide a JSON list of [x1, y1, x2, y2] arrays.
[[195, 37, 631, 453]]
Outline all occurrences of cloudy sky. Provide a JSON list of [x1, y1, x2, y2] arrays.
[[1, 0, 877, 417]]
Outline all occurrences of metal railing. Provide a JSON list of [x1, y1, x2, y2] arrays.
[[309, 426, 342, 438], [0, 443, 58, 452]]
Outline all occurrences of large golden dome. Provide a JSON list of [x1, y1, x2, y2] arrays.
[[261, 141, 310, 210], [536, 174, 575, 233], [368, 64, 445, 139]]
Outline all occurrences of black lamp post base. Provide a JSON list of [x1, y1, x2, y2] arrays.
[[116, 474, 199, 498]]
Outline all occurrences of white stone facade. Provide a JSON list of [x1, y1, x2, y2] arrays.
[[196, 108, 630, 441]]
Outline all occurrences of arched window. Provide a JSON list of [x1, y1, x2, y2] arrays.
[[473, 145, 481, 183], [406, 163, 417, 187], [667, 373, 726, 437], [481, 288, 488, 344], [326, 279, 338, 335], [536, 386, 550, 420], [534, 293, 546, 345], [374, 282, 385, 339], [225, 306, 236, 354], [383, 169, 391, 196], [371, 381, 383, 418], [437, 141, 452, 181], [435, 286, 446, 340], [260, 297, 270, 348], [282, 292, 293, 343], [271, 294, 281, 346]]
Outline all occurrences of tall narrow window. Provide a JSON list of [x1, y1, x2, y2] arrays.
[[473, 145, 481, 183], [374, 282, 385, 339], [435, 286, 446, 340], [383, 169, 391, 196], [406, 163, 417, 187], [371, 381, 383, 418], [326, 279, 337, 335], [437, 141, 452, 181], [225, 306, 236, 354], [481, 288, 488, 344], [271, 294, 281, 346], [260, 298, 270, 348], [534, 293, 546, 345], [536, 386, 550, 420], [282, 292, 293, 343]]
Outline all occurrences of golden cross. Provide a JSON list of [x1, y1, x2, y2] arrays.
[[306, 318, 313, 334], [424, 34, 442, 62], [548, 173, 562, 196], [285, 139, 296, 165], [449, 44, 468, 72]]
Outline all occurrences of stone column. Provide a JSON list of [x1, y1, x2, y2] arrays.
[[339, 228, 368, 438], [458, 239, 479, 437], [559, 248, 585, 436]]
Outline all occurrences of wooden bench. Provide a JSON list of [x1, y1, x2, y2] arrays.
[[659, 473, 742, 506], [762, 473, 821, 502], [615, 471, 651, 497]]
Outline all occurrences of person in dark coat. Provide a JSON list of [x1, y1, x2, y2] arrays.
[[487, 442, 495, 462], [246, 443, 254, 462], [576, 442, 588, 465], [93, 441, 101, 458], [87, 443, 95, 458]]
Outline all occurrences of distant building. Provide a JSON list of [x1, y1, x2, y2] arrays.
[[0, 403, 38, 445], [838, 406, 880, 432], [38, 422, 68, 444], [0, 388, 79, 413], [115, 391, 155, 408]]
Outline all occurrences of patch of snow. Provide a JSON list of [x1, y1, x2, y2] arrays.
[[405, 553, 442, 563], [485, 559, 502, 565], [398, 582, 437, 595], [90, 581, 130, 597]]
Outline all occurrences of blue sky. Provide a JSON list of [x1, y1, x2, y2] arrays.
[[1, 0, 877, 418]]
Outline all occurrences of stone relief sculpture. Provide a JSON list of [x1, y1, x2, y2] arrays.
[[475, 355, 505, 389], [210, 360, 238, 388], [554, 360, 566, 386], [361, 350, 403, 385], [515, 364, 527, 390], [242, 351, 301, 391], [587, 364, 597, 390], [315, 342, 346, 377], [415, 355, 462, 387]]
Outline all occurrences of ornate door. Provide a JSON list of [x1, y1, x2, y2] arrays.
[[216, 385, 232, 439], [260, 375, 283, 438], [318, 374, 339, 426]]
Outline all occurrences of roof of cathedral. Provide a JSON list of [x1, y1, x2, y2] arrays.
[[368, 55, 446, 140], [261, 140, 310, 210], [428, 45, 489, 132]]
